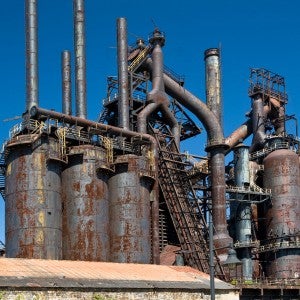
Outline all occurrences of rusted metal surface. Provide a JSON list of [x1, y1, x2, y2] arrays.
[[143, 58, 232, 256], [210, 148, 232, 260], [250, 94, 266, 152], [62, 145, 109, 261], [62, 50, 72, 115], [5, 137, 62, 259], [263, 148, 300, 279], [204, 48, 222, 126], [117, 18, 129, 130], [73, 0, 87, 118], [108, 154, 152, 263], [25, 0, 39, 111], [233, 145, 253, 280], [137, 29, 180, 148]]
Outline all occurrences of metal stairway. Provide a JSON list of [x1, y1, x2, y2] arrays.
[[0, 148, 6, 201], [98, 107, 109, 123], [128, 45, 152, 73], [156, 134, 226, 279]]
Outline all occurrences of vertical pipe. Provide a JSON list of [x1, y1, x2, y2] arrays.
[[209, 211, 215, 300], [73, 0, 87, 119], [204, 48, 231, 257], [117, 18, 129, 130], [210, 148, 232, 257], [205, 48, 222, 127], [25, 0, 39, 111], [62, 51, 72, 115], [250, 94, 266, 152], [234, 145, 253, 281]]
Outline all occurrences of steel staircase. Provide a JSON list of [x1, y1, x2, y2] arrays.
[[128, 45, 152, 73], [98, 107, 109, 123], [0, 148, 6, 201], [156, 134, 226, 279]]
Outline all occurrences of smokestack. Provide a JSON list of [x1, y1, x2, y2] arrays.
[[25, 0, 39, 111], [62, 51, 72, 115], [73, 0, 87, 119], [204, 48, 222, 126], [117, 18, 129, 130]]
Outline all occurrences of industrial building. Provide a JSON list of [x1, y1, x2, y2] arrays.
[[0, 0, 299, 299]]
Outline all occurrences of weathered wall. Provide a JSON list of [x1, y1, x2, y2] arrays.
[[0, 290, 239, 300]]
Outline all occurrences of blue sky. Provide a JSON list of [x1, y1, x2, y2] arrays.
[[0, 0, 299, 243]]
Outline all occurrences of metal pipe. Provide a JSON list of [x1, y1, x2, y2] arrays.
[[62, 50, 72, 115], [25, 0, 39, 111], [224, 104, 271, 152], [234, 145, 253, 281], [204, 48, 222, 127], [137, 102, 158, 133], [137, 30, 180, 148], [161, 104, 180, 147], [73, 0, 87, 118], [117, 18, 129, 130], [144, 59, 223, 143], [275, 105, 285, 135], [209, 211, 215, 300], [225, 119, 252, 150], [250, 94, 266, 152], [143, 60, 232, 252], [29, 105, 160, 264]]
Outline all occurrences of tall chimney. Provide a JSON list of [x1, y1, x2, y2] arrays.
[[25, 0, 39, 111], [73, 0, 87, 119], [117, 18, 129, 130], [204, 48, 222, 126], [62, 50, 72, 115]]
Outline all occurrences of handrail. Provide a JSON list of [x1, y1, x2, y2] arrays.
[[128, 45, 152, 72]]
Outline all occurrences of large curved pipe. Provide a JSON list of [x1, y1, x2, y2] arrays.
[[225, 119, 252, 150], [144, 59, 223, 144], [142, 58, 232, 254], [25, 0, 39, 111], [138, 30, 180, 148], [73, 0, 87, 119], [29, 105, 160, 265], [224, 105, 271, 151], [117, 18, 129, 130]]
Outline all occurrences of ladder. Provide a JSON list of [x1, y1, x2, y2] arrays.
[[156, 135, 226, 279], [0, 149, 6, 201]]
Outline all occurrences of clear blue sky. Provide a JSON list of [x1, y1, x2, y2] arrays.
[[0, 0, 299, 243]]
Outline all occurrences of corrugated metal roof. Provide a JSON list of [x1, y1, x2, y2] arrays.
[[0, 258, 235, 291]]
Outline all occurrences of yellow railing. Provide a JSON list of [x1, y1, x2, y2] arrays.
[[128, 45, 151, 72], [101, 136, 113, 164]]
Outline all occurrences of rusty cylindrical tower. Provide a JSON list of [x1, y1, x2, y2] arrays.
[[108, 155, 153, 263], [62, 145, 110, 261], [263, 146, 300, 279], [5, 137, 62, 259]]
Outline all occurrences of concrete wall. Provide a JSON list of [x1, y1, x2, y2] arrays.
[[0, 290, 239, 300]]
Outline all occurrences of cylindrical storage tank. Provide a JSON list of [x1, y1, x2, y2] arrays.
[[62, 145, 110, 261], [109, 154, 152, 263], [263, 149, 300, 279], [5, 136, 62, 259]]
